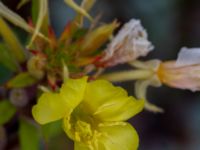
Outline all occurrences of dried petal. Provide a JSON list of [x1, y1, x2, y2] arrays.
[[176, 47, 200, 67], [101, 19, 153, 67], [158, 61, 200, 92]]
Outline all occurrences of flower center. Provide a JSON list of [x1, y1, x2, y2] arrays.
[[64, 103, 101, 147], [74, 120, 93, 143]]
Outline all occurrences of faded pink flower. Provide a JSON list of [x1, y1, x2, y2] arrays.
[[100, 19, 153, 67], [157, 61, 200, 92], [157, 47, 200, 92]]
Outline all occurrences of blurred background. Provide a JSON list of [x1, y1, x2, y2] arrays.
[[1, 0, 200, 149]]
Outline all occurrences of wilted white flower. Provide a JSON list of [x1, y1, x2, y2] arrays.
[[101, 19, 154, 67], [157, 47, 200, 92], [175, 47, 200, 67]]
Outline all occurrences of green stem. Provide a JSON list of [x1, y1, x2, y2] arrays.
[[99, 69, 154, 82]]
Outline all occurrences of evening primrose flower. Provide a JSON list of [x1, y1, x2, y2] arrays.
[[157, 47, 200, 92], [100, 19, 153, 67], [32, 77, 144, 150]]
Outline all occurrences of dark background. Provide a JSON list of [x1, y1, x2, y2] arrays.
[[1, 0, 200, 149]]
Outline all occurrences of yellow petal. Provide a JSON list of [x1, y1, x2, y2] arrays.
[[32, 93, 67, 124], [32, 77, 87, 124], [60, 76, 88, 110], [98, 123, 139, 150], [93, 96, 144, 122], [84, 80, 144, 122]]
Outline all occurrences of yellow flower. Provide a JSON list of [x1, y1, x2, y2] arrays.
[[32, 77, 144, 150]]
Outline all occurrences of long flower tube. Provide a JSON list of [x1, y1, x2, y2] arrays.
[[99, 69, 154, 82], [100, 60, 163, 112]]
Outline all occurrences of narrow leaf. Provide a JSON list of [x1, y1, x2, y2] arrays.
[[64, 0, 92, 21], [0, 1, 32, 32], [0, 43, 19, 71], [0, 1, 48, 42], [7, 72, 38, 88], [17, 0, 31, 9], [81, 0, 95, 11], [81, 21, 119, 55], [74, 0, 96, 26], [19, 118, 40, 150], [27, 0, 48, 48], [0, 100, 16, 125], [32, 0, 39, 24], [0, 18, 26, 63]]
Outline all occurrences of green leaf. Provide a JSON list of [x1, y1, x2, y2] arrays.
[[0, 2, 32, 34], [0, 100, 16, 125], [0, 1, 48, 43], [7, 72, 38, 88], [28, 0, 48, 48], [19, 118, 40, 150], [42, 120, 62, 140], [64, 0, 92, 21], [32, 0, 49, 36], [0, 43, 19, 72], [0, 18, 26, 63], [31, 0, 39, 24]]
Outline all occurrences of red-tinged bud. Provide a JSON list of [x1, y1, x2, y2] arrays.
[[47, 75, 57, 91], [28, 17, 34, 28], [48, 26, 57, 48]]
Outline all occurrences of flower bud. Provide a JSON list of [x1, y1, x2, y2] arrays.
[[81, 21, 119, 55], [27, 55, 46, 80], [9, 88, 28, 107]]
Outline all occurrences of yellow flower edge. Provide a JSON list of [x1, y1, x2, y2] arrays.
[[32, 77, 88, 124], [32, 76, 144, 150]]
